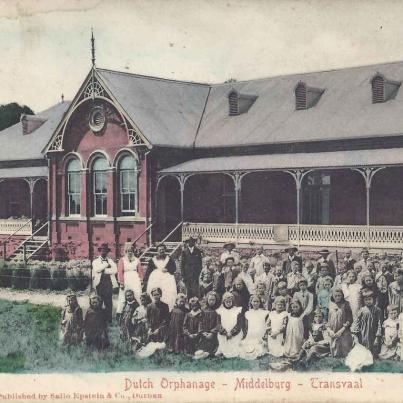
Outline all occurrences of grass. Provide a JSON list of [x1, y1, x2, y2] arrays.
[[0, 299, 402, 373]]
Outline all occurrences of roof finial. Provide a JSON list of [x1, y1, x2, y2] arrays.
[[91, 28, 96, 67], [61, 93, 64, 103]]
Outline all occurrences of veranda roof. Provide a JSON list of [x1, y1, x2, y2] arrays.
[[0, 166, 48, 179], [159, 148, 403, 175]]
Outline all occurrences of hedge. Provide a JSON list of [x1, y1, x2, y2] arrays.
[[12, 268, 31, 289]]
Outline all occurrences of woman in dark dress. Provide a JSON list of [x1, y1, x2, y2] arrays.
[[166, 293, 189, 353], [146, 287, 170, 342], [198, 291, 221, 356], [183, 297, 202, 355]]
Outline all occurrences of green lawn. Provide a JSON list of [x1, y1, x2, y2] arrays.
[[0, 299, 402, 373]]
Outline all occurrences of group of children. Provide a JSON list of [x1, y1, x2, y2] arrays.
[[59, 245, 403, 365]]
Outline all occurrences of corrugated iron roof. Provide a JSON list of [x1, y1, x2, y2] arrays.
[[195, 61, 403, 148], [0, 166, 48, 179], [97, 69, 210, 148], [0, 102, 70, 161], [159, 148, 403, 174]]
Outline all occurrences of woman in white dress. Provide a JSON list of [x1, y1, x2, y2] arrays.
[[240, 294, 270, 359], [216, 292, 244, 358], [267, 296, 289, 357], [145, 244, 177, 311], [117, 242, 144, 313]]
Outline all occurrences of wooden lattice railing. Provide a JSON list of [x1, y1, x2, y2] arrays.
[[182, 222, 403, 249]]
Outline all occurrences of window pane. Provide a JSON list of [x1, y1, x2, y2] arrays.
[[95, 194, 107, 215], [69, 195, 80, 215], [120, 155, 136, 170], [67, 159, 81, 172], [93, 157, 108, 171]]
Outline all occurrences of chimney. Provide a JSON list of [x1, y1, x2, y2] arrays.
[[21, 114, 46, 135]]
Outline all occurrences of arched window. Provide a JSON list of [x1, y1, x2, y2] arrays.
[[92, 157, 109, 216], [66, 159, 81, 215], [119, 155, 138, 214]]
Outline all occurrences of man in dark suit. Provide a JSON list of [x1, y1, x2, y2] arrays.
[[180, 236, 203, 298], [282, 245, 302, 274]]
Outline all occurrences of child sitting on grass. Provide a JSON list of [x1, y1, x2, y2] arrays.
[[60, 292, 83, 346], [131, 292, 151, 351], [299, 308, 330, 364], [84, 294, 109, 350], [119, 289, 139, 343]]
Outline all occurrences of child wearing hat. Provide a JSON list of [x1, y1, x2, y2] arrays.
[[60, 292, 83, 346], [84, 294, 110, 350]]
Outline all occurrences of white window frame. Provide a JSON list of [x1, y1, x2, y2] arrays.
[[66, 160, 81, 216]]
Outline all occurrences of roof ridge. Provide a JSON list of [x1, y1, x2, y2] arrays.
[[97, 67, 211, 87], [211, 59, 403, 87]]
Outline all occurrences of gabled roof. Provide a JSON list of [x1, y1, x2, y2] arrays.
[[195, 60, 403, 148], [0, 102, 70, 161], [97, 69, 210, 148]]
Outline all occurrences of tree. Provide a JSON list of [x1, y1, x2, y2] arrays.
[[0, 103, 34, 131]]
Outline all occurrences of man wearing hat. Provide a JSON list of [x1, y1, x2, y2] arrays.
[[282, 245, 302, 274], [316, 249, 336, 279], [219, 242, 240, 266], [180, 236, 203, 298], [92, 243, 118, 323]]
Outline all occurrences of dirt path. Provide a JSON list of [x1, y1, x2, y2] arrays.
[[0, 288, 119, 310]]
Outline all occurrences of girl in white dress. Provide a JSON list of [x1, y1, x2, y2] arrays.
[[283, 299, 305, 359], [342, 270, 362, 320], [216, 292, 244, 358], [146, 245, 177, 311], [117, 243, 144, 311], [379, 304, 400, 360], [267, 296, 289, 357], [240, 294, 270, 359]]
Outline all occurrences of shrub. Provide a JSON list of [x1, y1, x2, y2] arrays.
[[68, 270, 90, 291], [0, 265, 13, 288], [12, 268, 31, 289], [51, 268, 68, 291], [30, 267, 51, 290]]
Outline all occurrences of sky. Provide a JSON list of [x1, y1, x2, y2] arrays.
[[2, 0, 403, 112]]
